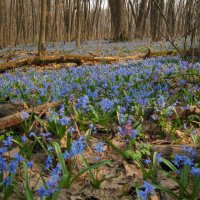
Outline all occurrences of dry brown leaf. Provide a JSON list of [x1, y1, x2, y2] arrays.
[[123, 161, 136, 178], [60, 129, 69, 148], [175, 130, 186, 139], [149, 193, 160, 200]]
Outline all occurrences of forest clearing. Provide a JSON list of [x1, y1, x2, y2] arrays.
[[0, 0, 200, 199]]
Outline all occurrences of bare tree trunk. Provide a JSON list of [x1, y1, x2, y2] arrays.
[[76, 0, 81, 48], [150, 0, 164, 41], [108, 0, 129, 41], [45, 0, 51, 41], [135, 0, 149, 39], [38, 0, 47, 55], [167, 0, 175, 37], [0, 0, 3, 48]]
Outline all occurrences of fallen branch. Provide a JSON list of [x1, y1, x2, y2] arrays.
[[0, 101, 63, 130], [151, 144, 200, 161], [0, 53, 146, 72]]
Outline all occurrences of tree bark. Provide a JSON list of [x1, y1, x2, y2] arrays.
[[108, 0, 129, 41], [167, 0, 175, 37], [76, 0, 81, 48], [0, 0, 3, 48], [135, 0, 149, 39], [0, 101, 64, 130], [38, 0, 47, 55], [45, 0, 51, 41], [0, 53, 147, 73]]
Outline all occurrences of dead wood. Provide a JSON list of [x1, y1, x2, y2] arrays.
[[0, 100, 63, 130], [0, 53, 146, 73], [151, 144, 200, 160]]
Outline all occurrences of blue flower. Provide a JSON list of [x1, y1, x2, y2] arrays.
[[191, 130, 198, 135], [13, 154, 24, 163], [39, 132, 52, 138], [94, 142, 105, 154], [183, 146, 196, 158], [0, 156, 7, 172], [117, 126, 125, 136], [21, 112, 29, 120], [138, 190, 147, 200], [20, 135, 27, 143], [4, 176, 11, 187], [29, 132, 36, 137], [130, 130, 140, 139], [3, 136, 13, 147], [0, 147, 8, 155], [138, 181, 155, 200], [99, 98, 114, 112], [156, 153, 162, 164], [45, 155, 53, 169], [50, 163, 62, 177], [191, 167, 200, 176], [63, 151, 70, 160], [69, 126, 76, 134], [47, 146, 54, 152], [38, 187, 49, 197], [157, 95, 166, 108], [76, 95, 89, 110], [144, 159, 151, 165], [70, 137, 85, 157], [89, 124, 97, 134], [59, 117, 70, 126], [143, 181, 155, 193], [8, 160, 18, 174], [172, 155, 193, 168], [27, 161, 33, 169]]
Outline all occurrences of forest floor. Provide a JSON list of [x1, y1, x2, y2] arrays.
[[0, 40, 199, 200]]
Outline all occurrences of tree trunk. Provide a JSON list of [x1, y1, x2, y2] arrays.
[[76, 0, 81, 48], [167, 0, 175, 37], [38, 0, 47, 55], [135, 0, 149, 39], [0, 0, 3, 48], [108, 0, 128, 42], [45, 0, 51, 41], [150, 0, 164, 41]]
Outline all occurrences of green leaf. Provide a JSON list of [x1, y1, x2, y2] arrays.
[[51, 141, 68, 177], [34, 135, 49, 155], [89, 105, 99, 120], [153, 184, 179, 199], [23, 162, 34, 200], [52, 174, 68, 200], [13, 139, 23, 148], [161, 158, 177, 173], [104, 137, 127, 160], [70, 160, 111, 186], [85, 129, 92, 142], [34, 116, 47, 128], [180, 165, 190, 188]]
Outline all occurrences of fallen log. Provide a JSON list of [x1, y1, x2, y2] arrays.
[[0, 100, 63, 130], [0, 53, 145, 73], [151, 144, 200, 161]]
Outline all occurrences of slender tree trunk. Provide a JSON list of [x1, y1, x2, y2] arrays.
[[76, 0, 81, 48], [38, 0, 47, 55], [167, 0, 175, 37], [45, 0, 51, 41], [0, 0, 3, 48], [135, 0, 149, 39]]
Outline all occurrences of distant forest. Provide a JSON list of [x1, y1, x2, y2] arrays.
[[0, 0, 199, 51]]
